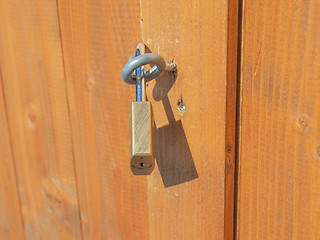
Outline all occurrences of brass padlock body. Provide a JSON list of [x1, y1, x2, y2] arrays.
[[129, 101, 154, 175]]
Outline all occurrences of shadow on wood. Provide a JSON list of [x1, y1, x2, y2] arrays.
[[152, 69, 198, 188]]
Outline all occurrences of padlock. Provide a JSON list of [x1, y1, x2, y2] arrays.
[[129, 101, 154, 175], [129, 43, 154, 175], [121, 43, 176, 175]]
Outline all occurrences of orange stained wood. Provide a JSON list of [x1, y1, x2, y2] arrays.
[[0, 72, 25, 239], [0, 0, 82, 239], [57, 0, 148, 239], [237, 0, 320, 239], [141, 0, 238, 239]]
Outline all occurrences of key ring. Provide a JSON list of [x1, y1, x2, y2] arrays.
[[121, 50, 176, 85]]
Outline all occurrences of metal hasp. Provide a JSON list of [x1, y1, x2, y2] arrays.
[[129, 101, 154, 175]]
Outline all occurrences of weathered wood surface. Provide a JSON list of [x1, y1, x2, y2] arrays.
[[0, 0, 81, 239], [57, 0, 148, 239], [0, 72, 25, 239], [237, 0, 320, 239], [141, 0, 238, 239]]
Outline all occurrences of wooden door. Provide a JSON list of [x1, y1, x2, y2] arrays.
[[0, 0, 319, 239], [139, 1, 238, 239], [0, 0, 238, 239], [236, 0, 320, 239]]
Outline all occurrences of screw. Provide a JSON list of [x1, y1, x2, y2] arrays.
[[177, 101, 186, 115]]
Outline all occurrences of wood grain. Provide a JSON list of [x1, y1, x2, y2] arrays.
[[0, 71, 25, 239], [141, 0, 238, 239], [237, 0, 320, 239], [225, 0, 240, 238], [57, 0, 148, 239], [0, 0, 82, 239]]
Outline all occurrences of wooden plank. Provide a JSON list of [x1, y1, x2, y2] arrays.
[[225, 0, 240, 238], [57, 0, 148, 239], [141, 0, 238, 239], [237, 0, 320, 239], [0, 1, 82, 239], [0, 71, 25, 239]]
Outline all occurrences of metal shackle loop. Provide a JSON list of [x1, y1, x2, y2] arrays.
[[121, 53, 173, 85]]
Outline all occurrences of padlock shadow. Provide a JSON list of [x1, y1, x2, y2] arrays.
[[152, 70, 198, 188], [154, 120, 198, 188]]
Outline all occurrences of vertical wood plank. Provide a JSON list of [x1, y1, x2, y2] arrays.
[[141, 0, 238, 239], [225, 0, 240, 238], [57, 0, 148, 239], [0, 1, 82, 239], [237, 0, 320, 239], [0, 72, 25, 239]]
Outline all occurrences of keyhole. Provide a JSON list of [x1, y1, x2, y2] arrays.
[[140, 157, 145, 168]]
